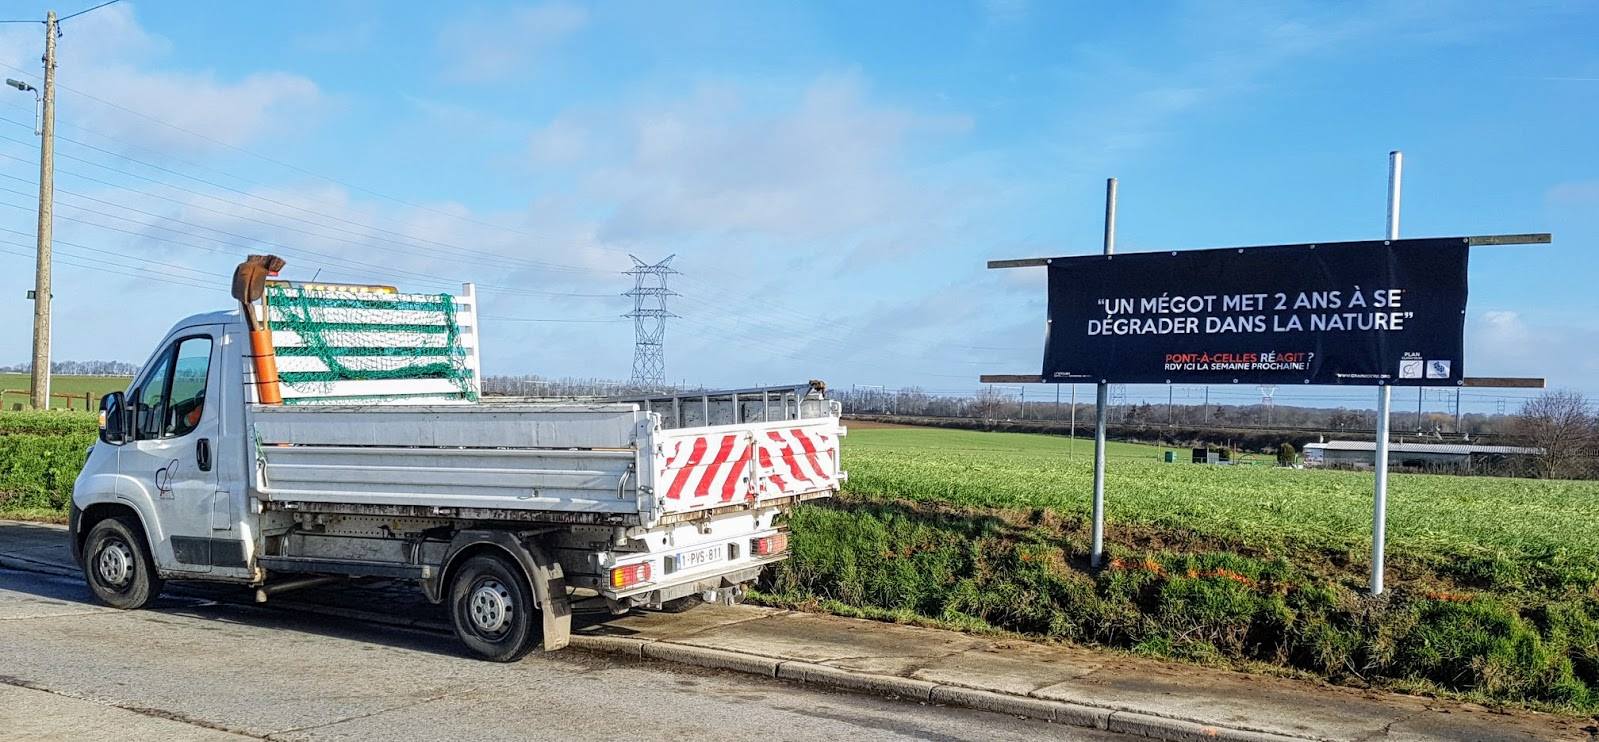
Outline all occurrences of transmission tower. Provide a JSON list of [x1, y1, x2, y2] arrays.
[[1109, 384, 1128, 420], [623, 255, 678, 388], [1257, 385, 1277, 425]]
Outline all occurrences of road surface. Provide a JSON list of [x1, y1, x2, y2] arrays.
[[0, 566, 1123, 741]]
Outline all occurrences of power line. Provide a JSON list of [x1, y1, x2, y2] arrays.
[[0, 86, 1014, 366], [0, 164, 615, 300], [0, 116, 614, 278], [0, 57, 597, 251], [480, 315, 624, 324], [60, 0, 122, 22], [0, 132, 615, 285]]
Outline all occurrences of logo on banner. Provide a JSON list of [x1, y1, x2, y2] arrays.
[[1399, 353, 1423, 380], [1426, 360, 1452, 379]]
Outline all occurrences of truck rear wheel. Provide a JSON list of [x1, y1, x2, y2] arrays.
[[82, 516, 164, 610], [448, 553, 538, 662]]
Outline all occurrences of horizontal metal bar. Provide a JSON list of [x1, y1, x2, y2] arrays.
[[262, 499, 640, 526], [980, 374, 1045, 383], [1461, 377, 1546, 388], [988, 233, 1553, 268]]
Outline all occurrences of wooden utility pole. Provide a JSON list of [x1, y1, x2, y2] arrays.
[[28, 10, 57, 410]]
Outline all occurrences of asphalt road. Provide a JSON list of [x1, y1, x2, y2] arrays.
[[0, 567, 1124, 741]]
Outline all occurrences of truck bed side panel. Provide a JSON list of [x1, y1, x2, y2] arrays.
[[251, 404, 648, 516]]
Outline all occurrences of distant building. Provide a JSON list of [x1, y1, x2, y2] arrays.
[[1302, 440, 1541, 474]]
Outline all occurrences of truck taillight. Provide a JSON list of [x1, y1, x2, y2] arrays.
[[751, 533, 788, 556], [610, 563, 651, 589]]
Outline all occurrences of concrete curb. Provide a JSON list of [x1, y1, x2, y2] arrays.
[[569, 635, 1311, 742], [779, 661, 940, 701], [1106, 710, 1305, 742]]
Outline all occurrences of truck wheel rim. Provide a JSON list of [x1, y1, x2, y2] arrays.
[[96, 539, 134, 587], [468, 578, 513, 635]]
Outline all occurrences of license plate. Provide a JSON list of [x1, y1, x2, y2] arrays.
[[672, 545, 725, 572]]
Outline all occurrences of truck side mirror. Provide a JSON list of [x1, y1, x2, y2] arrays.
[[98, 392, 128, 445]]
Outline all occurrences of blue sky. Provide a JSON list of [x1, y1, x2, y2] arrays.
[[0, 0, 1593, 414]]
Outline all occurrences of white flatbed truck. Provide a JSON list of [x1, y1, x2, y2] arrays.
[[70, 263, 843, 661]]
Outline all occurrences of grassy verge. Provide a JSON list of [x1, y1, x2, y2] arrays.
[[761, 427, 1599, 716], [0, 411, 96, 517]]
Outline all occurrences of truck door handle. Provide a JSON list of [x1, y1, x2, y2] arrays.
[[197, 438, 212, 472]]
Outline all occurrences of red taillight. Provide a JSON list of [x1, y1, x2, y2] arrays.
[[751, 533, 788, 556], [610, 562, 651, 589]]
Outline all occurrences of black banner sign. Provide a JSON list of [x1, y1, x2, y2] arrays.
[[1042, 238, 1469, 386]]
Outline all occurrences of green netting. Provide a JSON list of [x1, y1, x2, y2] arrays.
[[264, 284, 477, 402]]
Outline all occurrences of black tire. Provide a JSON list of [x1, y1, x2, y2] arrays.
[[650, 595, 704, 614], [448, 553, 538, 662], [82, 516, 164, 610]]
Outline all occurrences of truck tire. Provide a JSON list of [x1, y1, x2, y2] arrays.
[[82, 516, 164, 610], [448, 553, 538, 662]]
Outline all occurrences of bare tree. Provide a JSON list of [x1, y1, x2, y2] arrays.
[[1514, 390, 1597, 479]]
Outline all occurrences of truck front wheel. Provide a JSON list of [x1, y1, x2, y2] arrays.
[[82, 516, 164, 610], [448, 553, 538, 662]]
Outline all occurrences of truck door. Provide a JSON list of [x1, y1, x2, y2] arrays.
[[123, 329, 229, 573]]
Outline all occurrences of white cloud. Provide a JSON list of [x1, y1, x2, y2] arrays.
[[1548, 181, 1599, 207], [1467, 309, 1599, 387], [436, 2, 588, 83], [0, 4, 323, 152], [538, 75, 972, 248], [528, 115, 591, 164]]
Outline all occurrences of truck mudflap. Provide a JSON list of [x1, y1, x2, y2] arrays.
[[430, 530, 571, 652]]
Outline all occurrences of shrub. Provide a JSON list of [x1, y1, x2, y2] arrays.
[[0, 432, 94, 512]]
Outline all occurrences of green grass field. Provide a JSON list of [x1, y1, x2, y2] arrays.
[[842, 427, 1599, 573], [0, 373, 130, 410], [765, 426, 1599, 714]]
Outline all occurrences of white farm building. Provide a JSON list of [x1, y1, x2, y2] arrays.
[[1302, 440, 1541, 474]]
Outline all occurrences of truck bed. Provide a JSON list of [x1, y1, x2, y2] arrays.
[[251, 394, 843, 527]]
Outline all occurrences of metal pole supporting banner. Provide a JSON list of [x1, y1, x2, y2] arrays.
[[1373, 385, 1392, 594], [1070, 383, 1077, 462], [1091, 177, 1117, 569], [1372, 150, 1402, 596]]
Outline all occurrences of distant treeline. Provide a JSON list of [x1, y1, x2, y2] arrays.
[[1, 360, 139, 376], [835, 386, 1522, 438]]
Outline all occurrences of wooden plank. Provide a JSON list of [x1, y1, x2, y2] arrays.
[[986, 257, 1050, 269], [979, 374, 1044, 383], [1465, 233, 1551, 246], [978, 374, 1545, 389], [276, 377, 468, 400], [1461, 377, 1546, 388], [272, 329, 452, 348], [988, 233, 1553, 269]]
